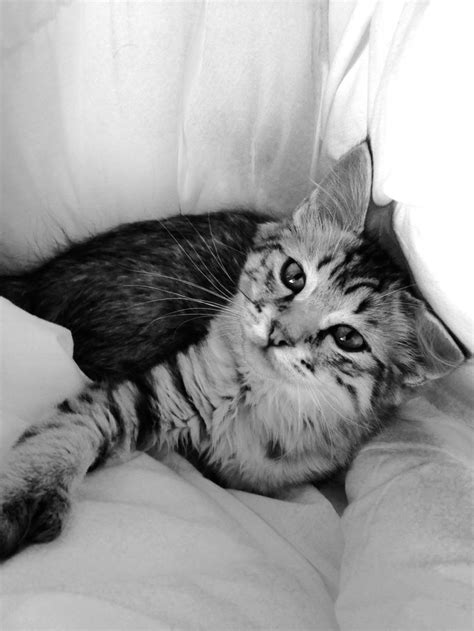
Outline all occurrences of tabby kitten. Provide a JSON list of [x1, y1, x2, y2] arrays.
[[0, 143, 463, 560]]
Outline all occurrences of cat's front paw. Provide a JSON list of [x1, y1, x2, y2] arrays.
[[0, 478, 71, 561]]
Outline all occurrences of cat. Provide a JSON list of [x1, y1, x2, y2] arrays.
[[0, 143, 464, 560]]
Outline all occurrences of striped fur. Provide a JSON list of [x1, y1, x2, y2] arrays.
[[0, 144, 463, 559]]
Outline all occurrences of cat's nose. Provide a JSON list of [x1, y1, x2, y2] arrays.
[[268, 323, 291, 348]]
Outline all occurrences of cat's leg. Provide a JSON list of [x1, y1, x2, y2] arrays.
[[0, 375, 160, 560]]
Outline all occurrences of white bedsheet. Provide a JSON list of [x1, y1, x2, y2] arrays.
[[1, 450, 342, 630]]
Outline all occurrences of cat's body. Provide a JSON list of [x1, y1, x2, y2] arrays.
[[0, 144, 464, 560], [1, 211, 268, 382]]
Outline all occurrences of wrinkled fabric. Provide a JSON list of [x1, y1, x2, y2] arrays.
[[336, 391, 473, 631], [0, 299, 341, 631], [1, 1, 326, 268]]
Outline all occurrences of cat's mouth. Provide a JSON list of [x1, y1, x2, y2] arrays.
[[262, 346, 313, 380], [242, 323, 314, 381]]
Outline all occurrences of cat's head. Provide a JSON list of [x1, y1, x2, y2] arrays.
[[235, 143, 464, 424]]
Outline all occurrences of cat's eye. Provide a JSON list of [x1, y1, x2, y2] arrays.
[[280, 258, 305, 293], [330, 325, 367, 352]]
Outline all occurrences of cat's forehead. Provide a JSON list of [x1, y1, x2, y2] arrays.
[[254, 217, 355, 263], [247, 219, 407, 327]]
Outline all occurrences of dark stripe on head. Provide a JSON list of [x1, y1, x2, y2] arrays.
[[327, 261, 346, 283], [253, 242, 283, 255], [354, 297, 371, 314], [343, 281, 380, 295], [317, 255, 333, 271], [328, 248, 357, 281], [329, 239, 394, 291]]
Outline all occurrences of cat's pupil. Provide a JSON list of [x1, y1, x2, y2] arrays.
[[331, 325, 367, 352], [280, 258, 305, 293]]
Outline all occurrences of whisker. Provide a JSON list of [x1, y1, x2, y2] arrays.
[[154, 218, 234, 301], [134, 294, 243, 317], [117, 266, 230, 304], [206, 213, 256, 306], [142, 306, 240, 334], [307, 177, 339, 223], [205, 214, 241, 288], [311, 375, 365, 428], [304, 384, 337, 461], [377, 283, 417, 300], [183, 215, 237, 300], [121, 284, 230, 310]]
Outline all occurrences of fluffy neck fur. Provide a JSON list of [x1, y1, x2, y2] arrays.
[[167, 310, 372, 494]]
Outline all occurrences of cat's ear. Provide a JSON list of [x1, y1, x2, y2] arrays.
[[404, 300, 465, 387], [294, 142, 372, 231]]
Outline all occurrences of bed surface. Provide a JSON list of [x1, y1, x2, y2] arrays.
[[1, 299, 472, 630]]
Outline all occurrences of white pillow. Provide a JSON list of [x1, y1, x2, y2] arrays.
[[1, 1, 326, 266], [336, 390, 473, 631], [320, 0, 474, 352]]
